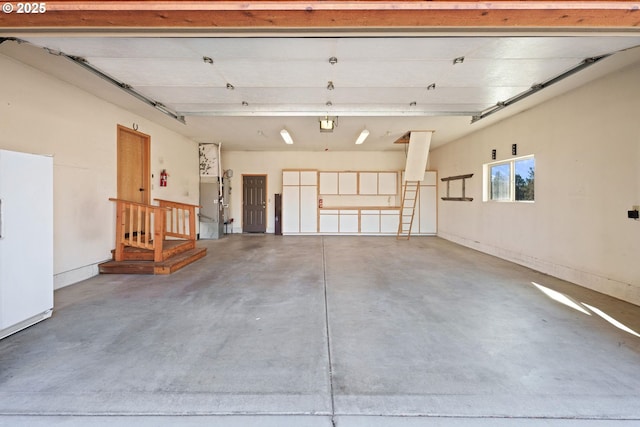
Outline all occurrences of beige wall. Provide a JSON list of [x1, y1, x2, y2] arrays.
[[429, 60, 640, 305], [222, 151, 406, 233], [0, 53, 199, 288]]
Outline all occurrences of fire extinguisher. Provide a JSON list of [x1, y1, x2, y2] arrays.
[[160, 169, 168, 187]]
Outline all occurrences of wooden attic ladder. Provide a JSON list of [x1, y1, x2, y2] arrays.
[[396, 131, 433, 240], [397, 180, 419, 240]]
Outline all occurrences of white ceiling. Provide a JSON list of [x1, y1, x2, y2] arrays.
[[4, 35, 640, 151]]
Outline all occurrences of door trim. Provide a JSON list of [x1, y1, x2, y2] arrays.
[[117, 124, 151, 205], [242, 174, 268, 233]]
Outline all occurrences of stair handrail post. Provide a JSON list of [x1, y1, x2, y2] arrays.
[[188, 204, 197, 241], [114, 200, 126, 261], [154, 207, 165, 263]]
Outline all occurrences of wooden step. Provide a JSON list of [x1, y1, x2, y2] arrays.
[[98, 260, 156, 275], [99, 247, 207, 275], [154, 247, 207, 275], [112, 239, 196, 261]]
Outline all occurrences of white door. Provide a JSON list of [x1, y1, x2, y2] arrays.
[[0, 150, 53, 335]]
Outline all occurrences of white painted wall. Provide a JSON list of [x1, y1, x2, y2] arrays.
[[429, 60, 640, 306], [222, 151, 406, 233], [0, 53, 199, 289]]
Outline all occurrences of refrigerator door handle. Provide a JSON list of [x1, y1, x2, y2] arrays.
[[0, 198, 3, 239]]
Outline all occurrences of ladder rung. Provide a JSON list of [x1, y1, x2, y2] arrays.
[[398, 181, 419, 239]]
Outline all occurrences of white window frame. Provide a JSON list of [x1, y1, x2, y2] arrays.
[[483, 155, 535, 203]]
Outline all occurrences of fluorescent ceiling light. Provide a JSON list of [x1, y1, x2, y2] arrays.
[[320, 117, 334, 132], [280, 129, 294, 144], [355, 129, 370, 145]]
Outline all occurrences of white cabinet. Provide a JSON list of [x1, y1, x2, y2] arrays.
[[418, 185, 437, 234], [359, 173, 378, 195], [282, 170, 300, 186], [360, 210, 380, 233], [319, 209, 359, 233], [284, 169, 412, 236], [319, 210, 339, 233], [319, 172, 338, 195], [282, 170, 317, 234], [300, 171, 317, 186], [282, 185, 300, 234], [378, 172, 397, 195], [338, 172, 358, 195], [417, 171, 437, 235], [339, 210, 359, 233], [422, 171, 437, 186], [300, 186, 318, 233], [380, 210, 400, 233], [399, 170, 437, 235]]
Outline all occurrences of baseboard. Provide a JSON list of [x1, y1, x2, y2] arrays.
[[54, 261, 105, 290], [438, 231, 640, 307]]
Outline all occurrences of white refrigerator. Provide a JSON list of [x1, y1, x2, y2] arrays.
[[0, 149, 53, 340]]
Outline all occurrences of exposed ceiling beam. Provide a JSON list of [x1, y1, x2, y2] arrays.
[[394, 132, 411, 145], [1, 1, 639, 31]]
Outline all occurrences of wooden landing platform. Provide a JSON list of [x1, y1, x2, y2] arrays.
[[114, 239, 196, 261], [99, 246, 207, 275]]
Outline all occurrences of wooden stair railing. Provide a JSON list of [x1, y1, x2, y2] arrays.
[[154, 199, 199, 242], [104, 198, 206, 275], [110, 198, 201, 264], [109, 198, 169, 262]]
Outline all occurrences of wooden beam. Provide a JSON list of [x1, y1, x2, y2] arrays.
[[441, 173, 474, 182], [394, 132, 411, 145], [1, 1, 639, 30]]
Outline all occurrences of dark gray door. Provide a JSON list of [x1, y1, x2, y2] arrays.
[[243, 175, 267, 233]]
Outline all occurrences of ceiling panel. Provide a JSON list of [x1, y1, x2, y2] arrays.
[[87, 57, 227, 87], [438, 58, 581, 87], [468, 37, 640, 59], [172, 102, 487, 115], [23, 37, 196, 59], [213, 60, 332, 87], [143, 86, 529, 111], [14, 35, 640, 151], [334, 37, 493, 60], [181, 37, 338, 61], [329, 60, 451, 88]]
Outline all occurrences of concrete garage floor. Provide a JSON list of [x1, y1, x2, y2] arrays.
[[1, 235, 639, 427]]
